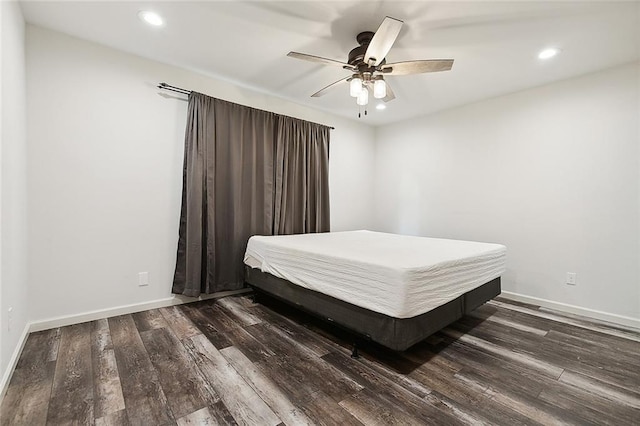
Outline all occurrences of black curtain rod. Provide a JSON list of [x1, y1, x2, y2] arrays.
[[157, 82, 335, 130], [157, 82, 190, 95]]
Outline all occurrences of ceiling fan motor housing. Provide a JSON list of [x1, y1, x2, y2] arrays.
[[348, 31, 385, 68]]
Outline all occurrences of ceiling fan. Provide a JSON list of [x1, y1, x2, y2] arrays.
[[288, 16, 454, 111]]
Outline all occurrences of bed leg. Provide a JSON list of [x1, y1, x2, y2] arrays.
[[351, 342, 360, 359], [250, 291, 259, 304]]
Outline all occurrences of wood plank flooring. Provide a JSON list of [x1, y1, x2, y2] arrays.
[[2, 294, 639, 425]]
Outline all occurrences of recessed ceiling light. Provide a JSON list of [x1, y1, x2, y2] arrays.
[[138, 11, 164, 27], [538, 48, 559, 60], [376, 103, 387, 110]]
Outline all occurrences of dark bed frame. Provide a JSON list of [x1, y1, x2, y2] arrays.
[[245, 266, 501, 351]]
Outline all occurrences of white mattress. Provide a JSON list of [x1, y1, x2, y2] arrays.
[[244, 230, 506, 318]]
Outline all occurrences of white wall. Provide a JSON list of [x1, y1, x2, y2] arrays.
[[1, 1, 29, 379], [375, 62, 640, 321], [26, 25, 375, 323]]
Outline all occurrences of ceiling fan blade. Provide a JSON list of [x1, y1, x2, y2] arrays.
[[311, 76, 350, 97], [380, 59, 454, 75], [382, 81, 396, 102], [288, 52, 355, 71], [364, 17, 404, 66]]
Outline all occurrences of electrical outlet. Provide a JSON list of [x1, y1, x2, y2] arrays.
[[138, 272, 149, 287], [566, 272, 577, 285], [8, 307, 13, 332]]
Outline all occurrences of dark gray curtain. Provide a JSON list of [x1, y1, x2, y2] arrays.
[[274, 117, 330, 234], [172, 93, 330, 297]]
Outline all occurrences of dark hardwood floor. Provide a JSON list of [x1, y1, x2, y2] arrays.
[[2, 294, 639, 425]]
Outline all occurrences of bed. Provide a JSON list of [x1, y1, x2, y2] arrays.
[[243, 230, 506, 351]]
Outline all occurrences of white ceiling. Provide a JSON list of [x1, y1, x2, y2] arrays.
[[20, 1, 640, 126]]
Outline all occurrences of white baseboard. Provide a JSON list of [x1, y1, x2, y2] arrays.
[[0, 323, 31, 402], [29, 288, 251, 332], [501, 291, 640, 330]]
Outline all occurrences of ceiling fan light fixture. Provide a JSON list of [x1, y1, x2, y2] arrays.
[[349, 76, 363, 97], [373, 78, 387, 99], [356, 87, 369, 106]]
